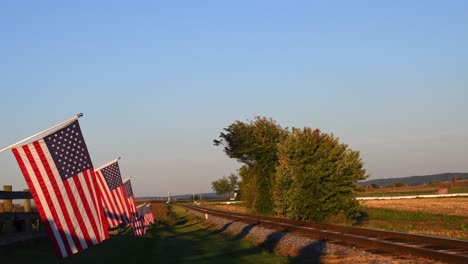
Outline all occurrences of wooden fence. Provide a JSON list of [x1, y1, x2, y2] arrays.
[[0, 185, 46, 246]]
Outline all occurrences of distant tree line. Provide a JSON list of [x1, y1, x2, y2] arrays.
[[213, 117, 368, 222], [211, 174, 238, 198]]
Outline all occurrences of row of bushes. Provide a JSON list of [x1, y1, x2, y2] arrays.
[[214, 117, 367, 222]]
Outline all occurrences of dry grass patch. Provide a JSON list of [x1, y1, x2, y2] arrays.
[[361, 198, 468, 217], [151, 203, 169, 216]]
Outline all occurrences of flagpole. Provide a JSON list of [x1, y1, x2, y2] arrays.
[[95, 157, 121, 171], [0, 113, 83, 154], [123, 177, 132, 183]]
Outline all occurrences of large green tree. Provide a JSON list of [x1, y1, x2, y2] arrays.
[[214, 117, 288, 214], [274, 127, 367, 222]]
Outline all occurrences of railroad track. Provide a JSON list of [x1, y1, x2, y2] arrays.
[[183, 205, 468, 263]]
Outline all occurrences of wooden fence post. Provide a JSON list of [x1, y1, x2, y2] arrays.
[[3, 185, 13, 212], [24, 189, 32, 232], [23, 188, 35, 245], [2, 185, 15, 233]]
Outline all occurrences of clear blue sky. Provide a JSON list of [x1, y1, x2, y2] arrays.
[[1, 1, 467, 196]]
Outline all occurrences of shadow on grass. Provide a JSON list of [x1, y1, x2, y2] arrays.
[[189, 245, 265, 264], [174, 217, 188, 226], [173, 222, 199, 230], [171, 226, 212, 238], [201, 222, 235, 238], [355, 211, 370, 225], [0, 233, 158, 264], [1, 206, 291, 264]]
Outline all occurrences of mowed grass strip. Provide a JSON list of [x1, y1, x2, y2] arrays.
[[0, 205, 290, 264]]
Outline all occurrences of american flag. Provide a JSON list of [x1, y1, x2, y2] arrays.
[[130, 215, 146, 237], [123, 179, 137, 221], [95, 161, 131, 228], [137, 203, 154, 227], [12, 120, 108, 258], [137, 203, 145, 216], [144, 204, 154, 226]]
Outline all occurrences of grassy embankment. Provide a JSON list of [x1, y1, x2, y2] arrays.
[[0, 205, 291, 264]]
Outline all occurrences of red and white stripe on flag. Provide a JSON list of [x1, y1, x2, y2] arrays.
[[137, 203, 154, 227], [128, 196, 138, 220], [131, 216, 146, 237], [144, 204, 154, 226], [123, 179, 138, 221], [95, 161, 129, 228], [11, 120, 109, 258]]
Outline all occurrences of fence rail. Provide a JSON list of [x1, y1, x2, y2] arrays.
[[0, 212, 40, 221], [0, 190, 32, 200], [0, 185, 46, 246]]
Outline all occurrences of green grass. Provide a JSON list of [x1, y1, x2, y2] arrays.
[[362, 207, 462, 223], [449, 187, 468, 194], [0, 205, 291, 264], [357, 207, 468, 239], [357, 190, 436, 197]]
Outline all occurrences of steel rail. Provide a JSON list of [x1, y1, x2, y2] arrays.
[[183, 205, 468, 263]]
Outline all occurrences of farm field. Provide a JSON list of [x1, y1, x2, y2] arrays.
[[358, 197, 468, 239], [360, 197, 468, 217], [0, 204, 291, 264], [359, 208, 468, 240]]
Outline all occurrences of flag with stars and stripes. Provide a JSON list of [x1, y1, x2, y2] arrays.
[[143, 203, 154, 226], [137, 203, 154, 227], [123, 179, 138, 221], [130, 215, 146, 237], [11, 120, 108, 258], [95, 161, 131, 228]]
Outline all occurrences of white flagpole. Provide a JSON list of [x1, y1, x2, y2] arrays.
[[95, 157, 121, 171], [123, 177, 133, 183], [0, 113, 83, 154]]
